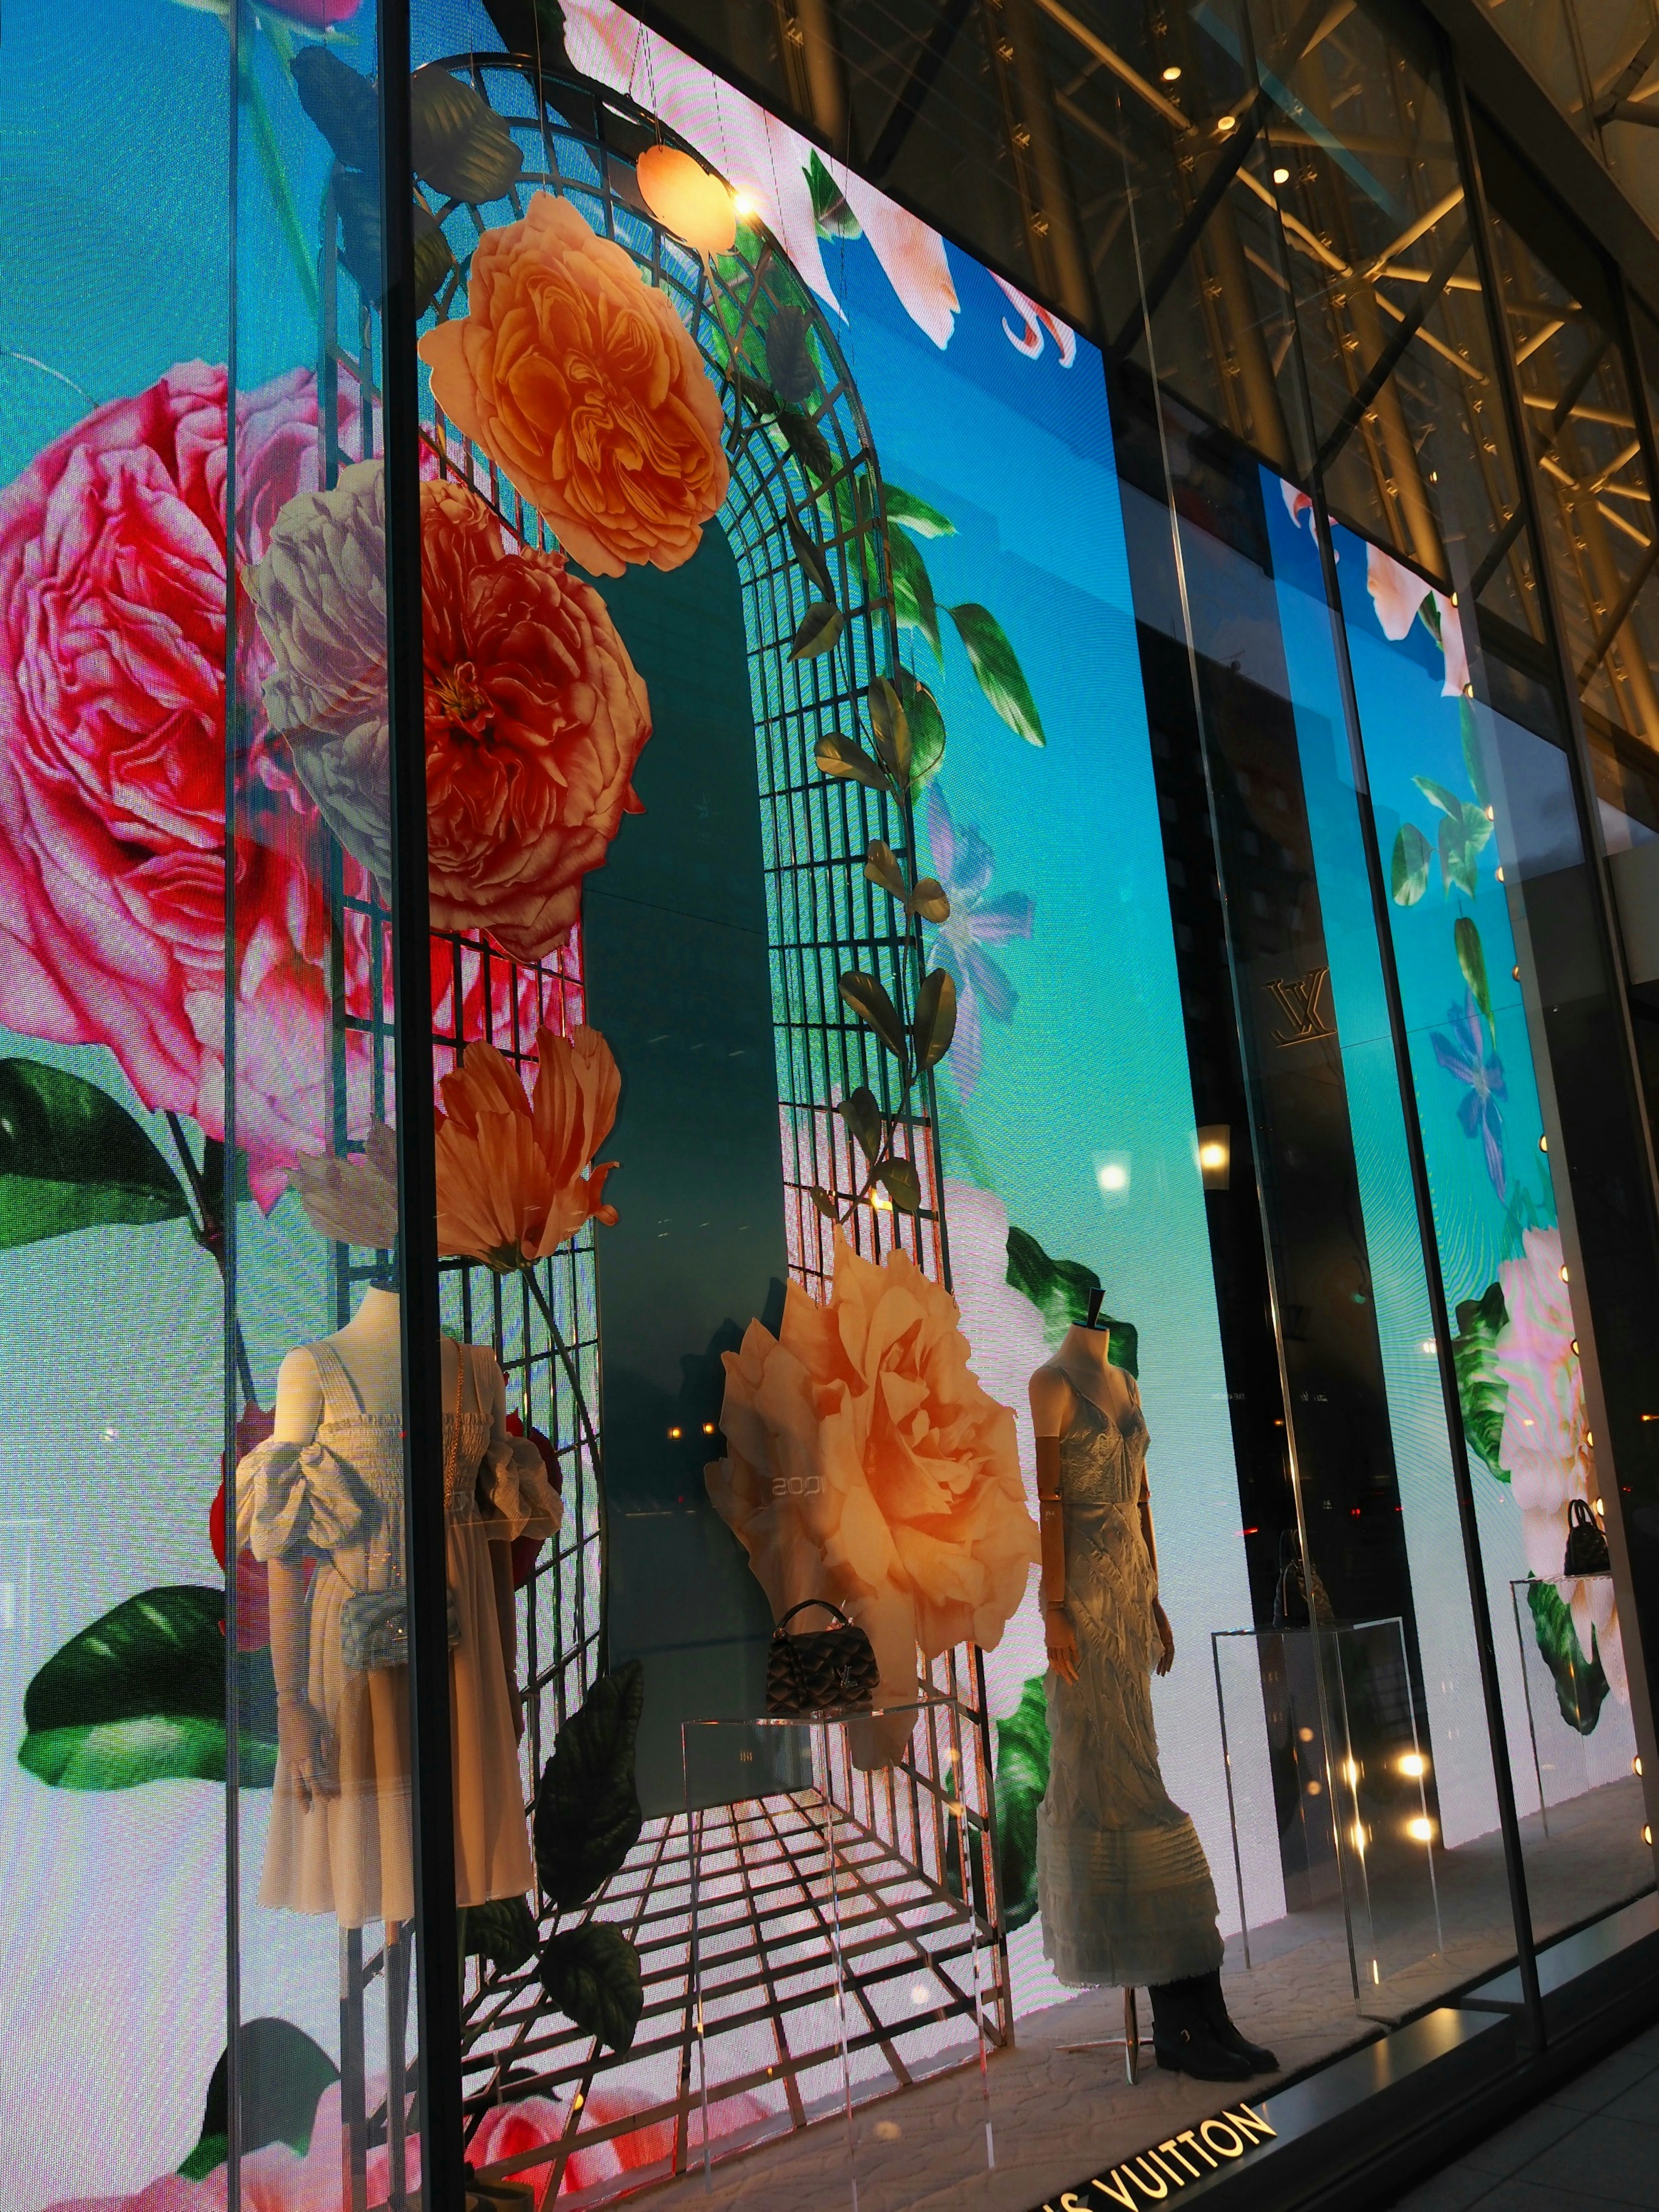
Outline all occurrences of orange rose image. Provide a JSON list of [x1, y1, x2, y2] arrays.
[[422, 477, 651, 959], [707, 1235, 1037, 1727], [435, 1023, 621, 1269], [418, 192, 730, 577]]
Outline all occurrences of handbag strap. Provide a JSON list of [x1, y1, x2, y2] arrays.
[[1569, 1497, 1597, 1529], [775, 1598, 852, 1634]]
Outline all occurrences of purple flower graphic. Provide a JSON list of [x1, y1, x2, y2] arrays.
[[1431, 992, 1507, 1200], [926, 786, 1034, 1100]]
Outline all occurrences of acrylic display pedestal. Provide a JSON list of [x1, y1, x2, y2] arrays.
[[1509, 1576, 1640, 1827], [1212, 1619, 1441, 2012], [682, 1703, 997, 2210]]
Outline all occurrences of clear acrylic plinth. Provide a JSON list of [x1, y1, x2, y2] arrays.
[[682, 1702, 997, 2211], [1213, 1620, 1442, 2011], [1509, 1576, 1640, 1828]]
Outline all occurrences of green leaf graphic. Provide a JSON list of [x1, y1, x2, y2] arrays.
[[540, 1923, 644, 2052], [1005, 1224, 1138, 1368], [1391, 823, 1432, 906], [805, 149, 861, 238], [947, 603, 1045, 747], [20, 1584, 280, 1789], [1527, 1577, 1610, 1736], [534, 1660, 645, 1909], [191, 2018, 339, 2168], [885, 486, 956, 538], [28, 1585, 227, 1732], [20, 1716, 274, 1792], [410, 68, 524, 203], [1460, 696, 1490, 810], [0, 1059, 189, 1250], [1450, 1281, 1510, 1480], [898, 669, 947, 797], [1414, 775, 1465, 822], [1456, 915, 1493, 1032], [888, 525, 941, 661], [1461, 801, 1494, 863], [994, 1678, 1051, 1933], [461, 1894, 538, 1974], [1439, 811, 1477, 898]]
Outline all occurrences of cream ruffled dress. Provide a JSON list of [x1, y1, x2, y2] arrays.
[[238, 1339, 561, 1928], [1037, 1382, 1224, 1987]]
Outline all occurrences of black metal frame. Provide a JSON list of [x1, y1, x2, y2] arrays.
[[377, 7, 465, 2203]]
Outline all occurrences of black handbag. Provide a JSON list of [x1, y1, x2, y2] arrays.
[[766, 1600, 880, 1716], [1272, 1528, 1333, 1629], [1563, 1497, 1611, 1576]]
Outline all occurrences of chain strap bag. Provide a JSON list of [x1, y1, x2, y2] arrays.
[[765, 1599, 880, 1716], [1563, 1497, 1611, 1577], [340, 1349, 464, 1672]]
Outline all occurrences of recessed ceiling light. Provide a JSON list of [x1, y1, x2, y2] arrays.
[[1273, 165, 1291, 184], [1217, 114, 1237, 133], [1162, 64, 1182, 81]]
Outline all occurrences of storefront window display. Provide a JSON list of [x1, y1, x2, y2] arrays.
[[1, 2, 1655, 2210]]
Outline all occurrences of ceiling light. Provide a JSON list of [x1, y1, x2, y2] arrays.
[[1162, 64, 1182, 81], [635, 145, 739, 254], [1217, 114, 1237, 133], [1273, 165, 1290, 184]]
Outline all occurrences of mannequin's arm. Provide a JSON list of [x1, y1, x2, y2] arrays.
[[1029, 1367, 1079, 1685], [482, 1358, 524, 1738], [1141, 1471, 1175, 1675], [1139, 1476, 1160, 1580], [264, 1348, 336, 1801]]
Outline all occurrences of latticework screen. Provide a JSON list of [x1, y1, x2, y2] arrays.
[[316, 44, 1007, 2193]]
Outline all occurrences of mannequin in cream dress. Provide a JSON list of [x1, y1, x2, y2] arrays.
[[1032, 1293, 1274, 2082], [239, 1286, 560, 1928]]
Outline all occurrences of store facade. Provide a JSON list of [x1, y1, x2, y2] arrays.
[[2, 1, 1657, 2208]]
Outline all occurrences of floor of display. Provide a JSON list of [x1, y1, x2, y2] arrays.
[[559, 1776, 1652, 2212]]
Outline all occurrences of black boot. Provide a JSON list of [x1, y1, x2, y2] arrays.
[[1195, 1971, 1278, 2074], [1148, 1977, 1255, 2082]]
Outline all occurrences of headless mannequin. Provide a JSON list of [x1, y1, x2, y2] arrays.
[[1026, 1288, 1275, 2082], [267, 1286, 522, 1811], [1030, 1295, 1173, 1685]]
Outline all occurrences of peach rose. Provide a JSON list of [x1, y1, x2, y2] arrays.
[[248, 469, 652, 962], [435, 1022, 620, 1268], [418, 192, 729, 577], [706, 1235, 1038, 1718], [423, 476, 651, 959]]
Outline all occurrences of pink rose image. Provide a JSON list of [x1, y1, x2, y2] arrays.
[[1366, 540, 1469, 696], [1496, 1226, 1627, 1701], [39, 2086, 772, 2210], [0, 362, 362, 1203]]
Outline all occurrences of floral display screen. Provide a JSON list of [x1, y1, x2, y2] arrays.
[[0, 0, 1649, 2207]]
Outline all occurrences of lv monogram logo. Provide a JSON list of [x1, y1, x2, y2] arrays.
[[1266, 965, 1335, 1047]]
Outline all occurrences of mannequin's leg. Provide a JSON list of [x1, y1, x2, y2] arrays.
[[1195, 1970, 1278, 2072], [1147, 1976, 1255, 2081]]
